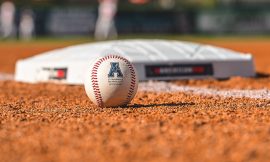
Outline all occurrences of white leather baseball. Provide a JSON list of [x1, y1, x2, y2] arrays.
[[84, 55, 138, 107]]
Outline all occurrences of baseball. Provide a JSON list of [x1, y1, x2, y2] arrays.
[[84, 54, 138, 107]]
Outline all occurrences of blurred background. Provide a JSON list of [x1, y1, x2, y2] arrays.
[[0, 0, 270, 41]]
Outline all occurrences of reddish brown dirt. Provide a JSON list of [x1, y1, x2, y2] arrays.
[[0, 39, 270, 162]]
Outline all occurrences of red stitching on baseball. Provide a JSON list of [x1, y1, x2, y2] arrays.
[[122, 59, 137, 105], [91, 57, 106, 107]]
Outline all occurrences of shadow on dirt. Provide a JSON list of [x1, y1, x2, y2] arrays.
[[256, 72, 270, 78], [126, 102, 195, 108]]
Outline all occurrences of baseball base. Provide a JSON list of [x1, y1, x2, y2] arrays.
[[84, 54, 138, 107]]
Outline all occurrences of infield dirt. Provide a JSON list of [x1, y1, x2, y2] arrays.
[[0, 39, 270, 162]]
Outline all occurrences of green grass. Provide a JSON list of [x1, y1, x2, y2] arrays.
[[0, 34, 270, 45]]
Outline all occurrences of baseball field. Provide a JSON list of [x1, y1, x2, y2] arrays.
[[1, 36, 270, 162]]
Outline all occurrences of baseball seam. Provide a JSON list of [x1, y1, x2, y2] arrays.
[[91, 55, 136, 107], [121, 58, 137, 105], [91, 58, 104, 107]]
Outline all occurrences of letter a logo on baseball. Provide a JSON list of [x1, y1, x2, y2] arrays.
[[108, 62, 123, 78]]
